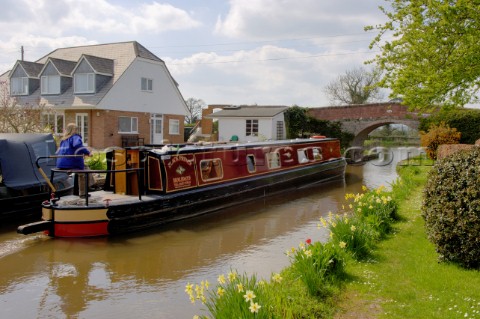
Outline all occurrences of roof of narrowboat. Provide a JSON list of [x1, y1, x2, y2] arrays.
[[149, 138, 338, 155]]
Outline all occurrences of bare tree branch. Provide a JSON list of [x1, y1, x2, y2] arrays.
[[324, 67, 384, 105]]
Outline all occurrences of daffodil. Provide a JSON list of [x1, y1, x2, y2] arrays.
[[237, 283, 244, 292], [272, 273, 283, 283], [249, 302, 261, 313], [339, 241, 347, 249], [243, 290, 256, 302], [305, 249, 313, 258], [185, 283, 194, 294], [217, 274, 226, 284], [350, 225, 356, 232], [228, 271, 237, 282], [217, 287, 225, 297]]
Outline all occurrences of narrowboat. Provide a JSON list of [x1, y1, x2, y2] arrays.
[[17, 137, 346, 238], [0, 133, 73, 221]]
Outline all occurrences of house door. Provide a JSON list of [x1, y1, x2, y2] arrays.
[[76, 113, 89, 145], [150, 114, 163, 145]]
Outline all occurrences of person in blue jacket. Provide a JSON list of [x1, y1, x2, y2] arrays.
[[56, 123, 92, 197]]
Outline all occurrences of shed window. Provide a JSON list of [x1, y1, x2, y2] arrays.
[[246, 119, 258, 136]]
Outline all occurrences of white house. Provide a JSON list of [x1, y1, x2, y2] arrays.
[[206, 105, 288, 142], [1, 41, 188, 148]]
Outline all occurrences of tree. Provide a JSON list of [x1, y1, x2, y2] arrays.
[[0, 80, 50, 133], [324, 67, 384, 105], [366, 0, 480, 109], [185, 97, 206, 124]]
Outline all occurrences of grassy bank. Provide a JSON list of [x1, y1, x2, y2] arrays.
[[185, 164, 480, 318], [335, 165, 480, 319]]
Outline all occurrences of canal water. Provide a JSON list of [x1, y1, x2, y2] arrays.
[[0, 147, 424, 319]]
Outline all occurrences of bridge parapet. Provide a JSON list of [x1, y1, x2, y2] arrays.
[[308, 102, 426, 146]]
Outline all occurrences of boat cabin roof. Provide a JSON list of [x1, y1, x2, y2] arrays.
[[149, 138, 337, 156]]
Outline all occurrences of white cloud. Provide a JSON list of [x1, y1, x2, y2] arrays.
[[215, 0, 384, 40], [167, 44, 377, 106]]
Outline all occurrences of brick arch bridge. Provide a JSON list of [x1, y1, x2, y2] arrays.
[[308, 102, 425, 146]]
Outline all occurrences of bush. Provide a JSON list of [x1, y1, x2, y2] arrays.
[[85, 152, 107, 170], [422, 147, 480, 269], [420, 122, 461, 160], [419, 108, 480, 144]]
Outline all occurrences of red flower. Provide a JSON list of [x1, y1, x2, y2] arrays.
[[305, 238, 312, 245]]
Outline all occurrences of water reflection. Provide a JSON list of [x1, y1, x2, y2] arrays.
[[0, 147, 424, 319]]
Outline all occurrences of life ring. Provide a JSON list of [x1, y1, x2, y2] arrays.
[[311, 135, 326, 139]]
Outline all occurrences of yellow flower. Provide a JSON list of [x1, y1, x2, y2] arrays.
[[349, 204, 353, 209], [362, 185, 368, 191], [272, 273, 283, 283], [237, 283, 244, 292], [249, 302, 262, 313], [193, 315, 200, 319], [258, 280, 266, 287], [228, 271, 237, 282], [344, 217, 349, 224], [351, 225, 356, 232], [305, 249, 313, 258], [204, 280, 210, 289], [217, 274, 226, 284], [369, 205, 373, 209], [243, 290, 256, 302], [185, 283, 194, 294], [217, 287, 225, 297], [339, 241, 347, 249], [319, 217, 327, 228]]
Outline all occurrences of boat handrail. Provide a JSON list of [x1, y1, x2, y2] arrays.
[[35, 155, 144, 205]]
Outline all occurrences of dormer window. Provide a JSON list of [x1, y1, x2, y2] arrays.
[[11, 77, 28, 95], [74, 73, 95, 93], [41, 75, 60, 94]]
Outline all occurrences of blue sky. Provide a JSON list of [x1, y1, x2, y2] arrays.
[[0, 0, 389, 106]]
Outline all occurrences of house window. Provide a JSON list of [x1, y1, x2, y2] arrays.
[[141, 77, 153, 91], [41, 75, 60, 94], [11, 77, 28, 95], [74, 73, 95, 93], [42, 112, 64, 135], [119, 116, 138, 133], [169, 119, 180, 135], [246, 119, 258, 136]]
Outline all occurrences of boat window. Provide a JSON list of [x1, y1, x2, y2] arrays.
[[246, 155, 256, 173], [297, 149, 309, 163], [313, 148, 323, 161], [200, 159, 223, 181], [148, 156, 163, 190], [266, 152, 281, 169]]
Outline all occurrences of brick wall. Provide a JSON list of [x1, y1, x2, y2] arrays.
[[163, 114, 185, 144], [64, 110, 186, 149], [308, 102, 415, 121]]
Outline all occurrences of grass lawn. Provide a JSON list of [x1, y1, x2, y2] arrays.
[[334, 166, 480, 319]]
